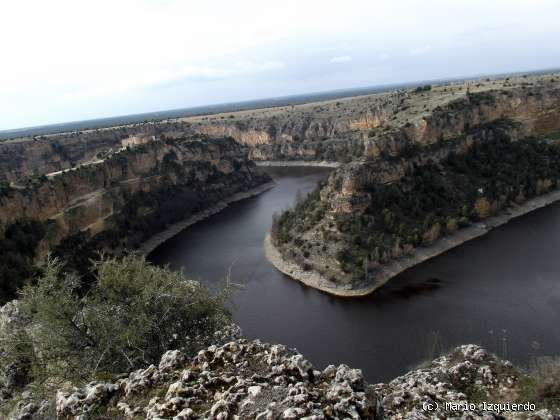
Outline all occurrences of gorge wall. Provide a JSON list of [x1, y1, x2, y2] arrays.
[[1, 135, 271, 247], [0, 121, 198, 184], [0, 135, 270, 302], [336, 84, 560, 204], [0, 88, 407, 187], [3, 74, 557, 186], [190, 91, 405, 162], [269, 78, 560, 294]]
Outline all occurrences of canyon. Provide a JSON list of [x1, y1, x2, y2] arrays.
[[0, 135, 270, 302], [1, 72, 560, 419], [267, 75, 560, 295], [2, 72, 560, 300]]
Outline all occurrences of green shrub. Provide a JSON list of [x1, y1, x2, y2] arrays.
[[6, 255, 231, 386], [518, 357, 560, 409], [0, 220, 47, 304], [414, 84, 432, 93]]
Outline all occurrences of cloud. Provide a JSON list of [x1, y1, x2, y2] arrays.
[[410, 45, 432, 56], [2, 0, 560, 129], [146, 60, 286, 89], [330, 55, 352, 64]]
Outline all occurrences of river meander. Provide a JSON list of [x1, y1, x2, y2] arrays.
[[148, 167, 560, 382]]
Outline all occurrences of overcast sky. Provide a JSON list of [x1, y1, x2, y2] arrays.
[[1, 0, 559, 130]]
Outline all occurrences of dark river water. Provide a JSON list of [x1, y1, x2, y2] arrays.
[[149, 167, 560, 383]]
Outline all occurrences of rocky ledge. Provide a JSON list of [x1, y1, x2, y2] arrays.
[[5, 340, 552, 419]]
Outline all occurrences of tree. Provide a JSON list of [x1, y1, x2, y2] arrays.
[[270, 212, 280, 244], [422, 222, 441, 245], [474, 197, 491, 219]]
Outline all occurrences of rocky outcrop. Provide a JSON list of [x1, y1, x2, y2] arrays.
[[55, 340, 377, 419], [373, 344, 555, 419], [189, 92, 406, 162], [0, 135, 271, 273], [0, 121, 197, 183], [269, 78, 560, 294], [5, 338, 555, 419]]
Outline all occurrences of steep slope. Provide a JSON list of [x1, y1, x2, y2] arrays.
[[0, 121, 198, 184], [183, 73, 560, 163], [268, 80, 560, 295], [0, 136, 271, 303]]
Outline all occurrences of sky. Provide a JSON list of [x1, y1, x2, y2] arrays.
[[1, 0, 559, 130]]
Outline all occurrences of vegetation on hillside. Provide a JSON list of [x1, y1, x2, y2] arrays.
[[0, 220, 46, 305], [0, 141, 269, 303], [273, 134, 560, 282], [0, 255, 232, 408], [414, 84, 432, 93]]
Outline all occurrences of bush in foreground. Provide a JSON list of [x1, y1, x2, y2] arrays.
[[2, 255, 232, 392]]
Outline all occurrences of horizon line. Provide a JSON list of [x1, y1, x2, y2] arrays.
[[2, 65, 559, 137]]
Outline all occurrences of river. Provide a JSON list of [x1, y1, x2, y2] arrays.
[[148, 167, 560, 383]]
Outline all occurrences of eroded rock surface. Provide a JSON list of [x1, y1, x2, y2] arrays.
[[54, 339, 377, 419], [3, 340, 547, 419]]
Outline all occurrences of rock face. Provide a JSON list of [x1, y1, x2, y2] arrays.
[[5, 339, 549, 419], [190, 92, 405, 162], [269, 78, 560, 293], [334, 84, 560, 200], [3, 74, 557, 186], [54, 339, 378, 419], [183, 74, 560, 163], [0, 135, 270, 271], [0, 121, 198, 183]]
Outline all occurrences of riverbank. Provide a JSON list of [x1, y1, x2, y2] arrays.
[[265, 188, 560, 297], [139, 181, 276, 256], [255, 160, 340, 168], [264, 233, 378, 297]]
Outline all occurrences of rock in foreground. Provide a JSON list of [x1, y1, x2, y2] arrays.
[[44, 341, 557, 419], [55, 339, 376, 419]]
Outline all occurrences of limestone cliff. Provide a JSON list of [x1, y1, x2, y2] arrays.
[[269, 78, 560, 294], [0, 135, 270, 286], [0, 121, 196, 183], [189, 92, 405, 162], [325, 84, 560, 214], [4, 74, 556, 183], [182, 74, 559, 164]]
